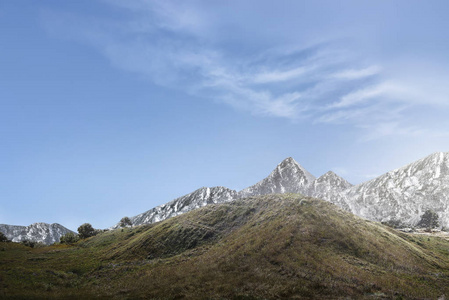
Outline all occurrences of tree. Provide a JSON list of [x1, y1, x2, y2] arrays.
[[78, 223, 96, 239], [0, 231, 9, 242], [417, 209, 439, 231], [381, 219, 405, 229], [59, 232, 79, 244], [21, 240, 45, 248], [120, 216, 132, 228]]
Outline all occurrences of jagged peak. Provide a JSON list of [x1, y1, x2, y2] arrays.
[[209, 186, 235, 191], [410, 151, 447, 164], [310, 171, 353, 192], [278, 157, 305, 170], [279, 157, 296, 165], [318, 171, 350, 182], [187, 186, 235, 195], [275, 157, 316, 181], [321, 170, 338, 177], [30, 222, 50, 226]]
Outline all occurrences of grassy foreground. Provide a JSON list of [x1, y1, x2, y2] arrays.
[[1, 194, 449, 299]]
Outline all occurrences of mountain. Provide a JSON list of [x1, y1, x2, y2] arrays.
[[116, 157, 319, 228], [340, 152, 449, 227], [0, 222, 74, 245], [308, 171, 353, 210], [113, 157, 354, 228], [238, 157, 316, 198], [114, 186, 237, 228], [5, 152, 449, 246], [3, 194, 449, 299], [111, 152, 449, 230]]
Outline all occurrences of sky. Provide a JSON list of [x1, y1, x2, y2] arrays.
[[2, 0, 449, 231]]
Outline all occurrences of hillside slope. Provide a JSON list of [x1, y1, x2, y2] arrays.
[[2, 194, 449, 299]]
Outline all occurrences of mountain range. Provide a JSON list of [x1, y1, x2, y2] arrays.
[[120, 151, 449, 229], [121, 152, 449, 227], [0, 223, 74, 245], [2, 151, 449, 244]]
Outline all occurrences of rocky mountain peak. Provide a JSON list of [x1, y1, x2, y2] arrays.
[[314, 171, 352, 187], [307, 170, 353, 211], [341, 151, 449, 227], [114, 186, 238, 228], [238, 157, 316, 198], [0, 222, 74, 245], [277, 157, 315, 181]]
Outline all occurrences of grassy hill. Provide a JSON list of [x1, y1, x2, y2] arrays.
[[2, 194, 449, 299]]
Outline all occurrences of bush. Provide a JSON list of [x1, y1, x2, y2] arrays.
[[381, 219, 406, 229], [0, 231, 9, 242], [78, 223, 97, 239], [120, 216, 132, 228], [59, 232, 79, 244], [21, 240, 45, 248], [417, 210, 439, 231]]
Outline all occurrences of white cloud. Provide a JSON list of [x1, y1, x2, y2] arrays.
[[44, 0, 449, 139], [329, 84, 387, 108], [253, 66, 311, 84], [359, 122, 424, 141], [331, 65, 381, 80]]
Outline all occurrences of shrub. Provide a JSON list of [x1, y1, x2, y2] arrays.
[[381, 219, 406, 229], [417, 209, 439, 231], [0, 231, 9, 242], [78, 223, 97, 239], [120, 216, 132, 228], [59, 232, 79, 244], [21, 240, 45, 248]]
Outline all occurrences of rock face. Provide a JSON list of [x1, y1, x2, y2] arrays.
[[118, 157, 345, 227], [308, 171, 353, 210], [0, 223, 74, 245], [238, 157, 316, 198], [114, 186, 237, 228], [7, 152, 449, 240], [340, 152, 449, 227], [120, 152, 449, 229]]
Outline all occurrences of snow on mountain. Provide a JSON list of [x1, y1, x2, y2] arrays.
[[114, 186, 237, 228], [116, 158, 350, 228], [0, 223, 74, 245], [109, 152, 449, 229], [340, 152, 449, 227], [6, 152, 449, 240], [308, 171, 353, 210], [238, 157, 316, 198]]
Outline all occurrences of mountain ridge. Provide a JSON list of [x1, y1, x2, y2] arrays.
[[340, 151, 449, 227], [114, 151, 449, 229], [3, 151, 449, 242], [0, 222, 74, 245], [112, 186, 237, 229]]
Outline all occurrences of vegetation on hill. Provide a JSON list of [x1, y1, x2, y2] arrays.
[[1, 194, 449, 299], [417, 209, 440, 231]]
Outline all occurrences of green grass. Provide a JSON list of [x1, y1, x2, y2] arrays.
[[2, 194, 449, 299]]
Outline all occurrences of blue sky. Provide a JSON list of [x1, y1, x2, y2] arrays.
[[2, 1, 449, 230]]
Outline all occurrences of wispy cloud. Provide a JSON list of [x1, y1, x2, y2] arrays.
[[252, 66, 312, 84], [328, 83, 388, 109], [42, 0, 449, 140], [359, 122, 424, 141], [330, 65, 381, 80]]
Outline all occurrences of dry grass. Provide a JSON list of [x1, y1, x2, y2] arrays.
[[2, 194, 449, 299]]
